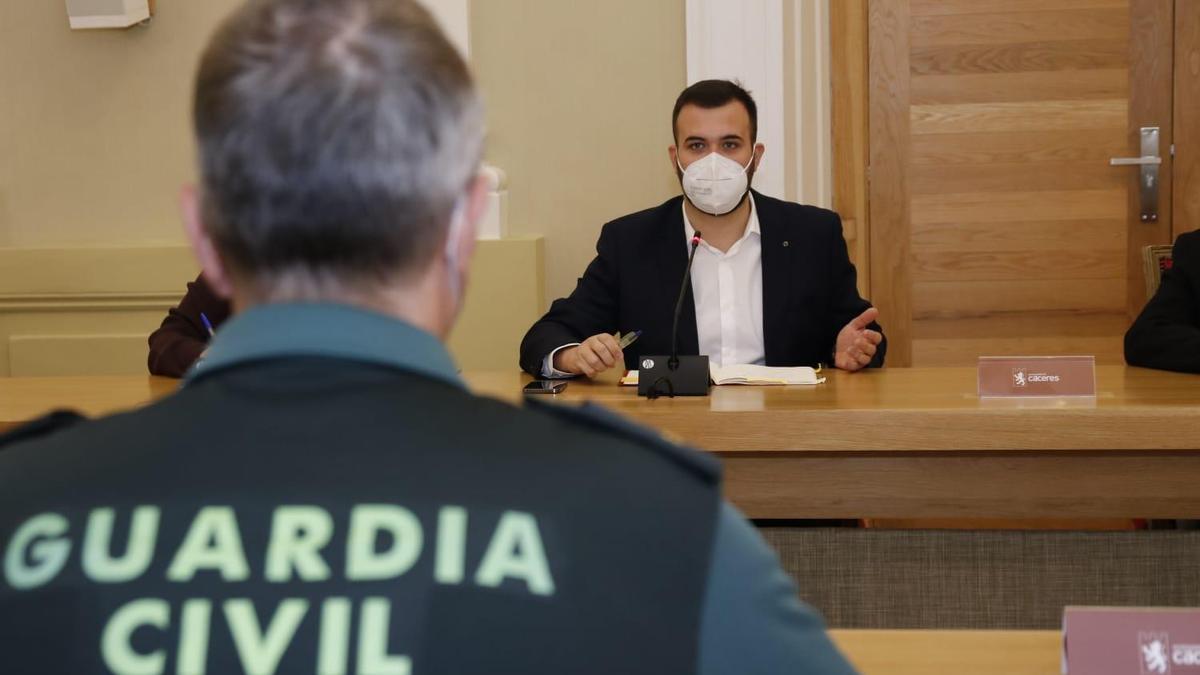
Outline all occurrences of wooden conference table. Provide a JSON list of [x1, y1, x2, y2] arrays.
[[1, 366, 1198, 519]]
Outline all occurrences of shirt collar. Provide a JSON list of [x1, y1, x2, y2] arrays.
[[682, 192, 761, 252], [184, 302, 462, 388]]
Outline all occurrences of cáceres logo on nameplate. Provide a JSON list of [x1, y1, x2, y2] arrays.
[[1063, 606, 1200, 674], [977, 355, 1096, 398]]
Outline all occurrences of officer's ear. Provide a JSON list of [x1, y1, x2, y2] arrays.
[[180, 184, 235, 300], [448, 172, 489, 275]]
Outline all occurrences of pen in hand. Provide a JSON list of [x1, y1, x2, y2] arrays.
[[615, 330, 642, 350], [200, 312, 215, 338]]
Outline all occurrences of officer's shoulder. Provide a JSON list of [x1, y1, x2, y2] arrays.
[[522, 397, 721, 485], [0, 409, 89, 452]]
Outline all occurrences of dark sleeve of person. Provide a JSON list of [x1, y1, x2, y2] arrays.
[[1125, 233, 1200, 373], [519, 223, 622, 375], [146, 274, 232, 378], [824, 213, 886, 367]]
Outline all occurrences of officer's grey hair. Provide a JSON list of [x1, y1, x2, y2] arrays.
[[193, 0, 484, 295]]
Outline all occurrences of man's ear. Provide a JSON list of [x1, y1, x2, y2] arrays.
[[668, 144, 679, 167], [753, 142, 766, 170], [179, 185, 235, 300]]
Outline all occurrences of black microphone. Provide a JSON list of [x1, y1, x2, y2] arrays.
[[669, 232, 703, 370], [639, 231, 711, 398]]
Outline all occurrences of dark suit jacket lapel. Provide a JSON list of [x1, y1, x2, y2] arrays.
[[656, 198, 700, 356], [755, 191, 794, 363]]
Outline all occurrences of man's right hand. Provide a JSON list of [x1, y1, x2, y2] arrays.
[[553, 333, 624, 377]]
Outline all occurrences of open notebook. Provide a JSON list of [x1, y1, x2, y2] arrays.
[[619, 364, 825, 386], [709, 364, 824, 385]]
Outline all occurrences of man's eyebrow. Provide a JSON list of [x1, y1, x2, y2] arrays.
[[682, 133, 746, 143]]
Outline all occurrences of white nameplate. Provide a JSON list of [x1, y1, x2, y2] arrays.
[[977, 356, 1096, 398], [1064, 606, 1200, 674]]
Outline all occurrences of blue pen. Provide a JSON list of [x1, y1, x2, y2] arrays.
[[200, 312, 215, 338], [617, 330, 642, 350]]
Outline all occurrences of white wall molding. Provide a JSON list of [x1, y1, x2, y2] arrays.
[[421, 0, 470, 57], [419, 1, 510, 239], [793, 0, 832, 208], [685, 0, 832, 206], [686, 0, 786, 199]]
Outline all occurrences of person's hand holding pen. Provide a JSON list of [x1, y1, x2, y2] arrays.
[[200, 312, 216, 339], [197, 311, 216, 363], [552, 330, 640, 378]]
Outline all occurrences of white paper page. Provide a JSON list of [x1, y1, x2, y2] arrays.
[[709, 364, 824, 385]]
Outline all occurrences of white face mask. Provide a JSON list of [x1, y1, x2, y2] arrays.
[[677, 151, 754, 216]]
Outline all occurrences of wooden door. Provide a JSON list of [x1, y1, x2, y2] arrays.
[[1177, 3, 1200, 243], [867, 0, 1176, 366]]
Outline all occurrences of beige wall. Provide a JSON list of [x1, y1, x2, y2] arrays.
[[0, 1, 242, 247], [471, 0, 686, 302], [0, 240, 542, 376], [0, 0, 686, 303], [2, 1, 662, 373]]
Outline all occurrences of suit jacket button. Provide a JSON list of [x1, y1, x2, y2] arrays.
[[782, 240, 790, 247]]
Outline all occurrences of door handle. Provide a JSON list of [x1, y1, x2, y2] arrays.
[[1109, 126, 1160, 222]]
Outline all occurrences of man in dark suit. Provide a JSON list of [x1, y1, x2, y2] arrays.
[[520, 80, 885, 378], [0, 2, 856, 673], [1125, 229, 1200, 373]]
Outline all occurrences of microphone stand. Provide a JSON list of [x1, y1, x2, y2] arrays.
[[639, 232, 711, 398]]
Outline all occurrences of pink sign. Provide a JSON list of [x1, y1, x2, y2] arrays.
[[977, 356, 1096, 398], [1064, 606, 1200, 674]]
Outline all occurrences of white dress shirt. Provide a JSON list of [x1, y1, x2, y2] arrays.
[[542, 194, 766, 376], [684, 194, 765, 367]]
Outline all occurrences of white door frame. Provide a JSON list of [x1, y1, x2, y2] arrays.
[[685, 0, 831, 206]]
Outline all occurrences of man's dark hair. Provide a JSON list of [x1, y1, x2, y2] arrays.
[[193, 0, 484, 294], [671, 79, 758, 143]]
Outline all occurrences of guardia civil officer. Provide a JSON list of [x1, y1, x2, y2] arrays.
[[0, 1, 856, 673]]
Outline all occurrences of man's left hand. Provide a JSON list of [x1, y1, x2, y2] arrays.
[[834, 307, 882, 372]]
